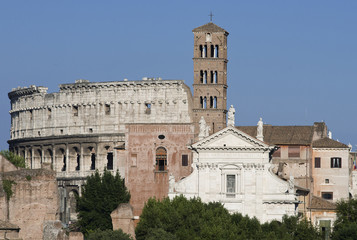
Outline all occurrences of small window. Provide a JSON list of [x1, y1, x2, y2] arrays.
[[321, 192, 333, 200], [47, 108, 52, 119], [226, 175, 236, 198], [131, 154, 137, 167], [315, 157, 321, 168], [73, 106, 78, 116], [29, 110, 33, 120], [182, 155, 188, 166], [89, 128, 93, 133], [145, 103, 151, 114], [105, 104, 111, 115], [331, 157, 342, 168], [158, 135, 165, 140], [288, 146, 300, 158], [325, 179, 329, 184], [60, 129, 63, 134]]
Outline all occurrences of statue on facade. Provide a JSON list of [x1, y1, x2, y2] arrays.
[[169, 174, 175, 193], [288, 176, 295, 194], [256, 117, 264, 141], [205, 125, 211, 138], [199, 116, 207, 140], [227, 105, 235, 127]]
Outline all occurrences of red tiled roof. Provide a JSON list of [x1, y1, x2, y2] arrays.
[[192, 22, 228, 34]]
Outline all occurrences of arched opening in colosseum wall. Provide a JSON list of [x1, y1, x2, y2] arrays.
[[87, 146, 96, 171], [44, 148, 53, 169], [55, 148, 66, 172], [105, 146, 113, 170], [26, 148, 32, 169], [70, 147, 80, 172], [33, 148, 42, 169]]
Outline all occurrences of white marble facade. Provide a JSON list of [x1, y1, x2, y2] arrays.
[[169, 126, 298, 223]]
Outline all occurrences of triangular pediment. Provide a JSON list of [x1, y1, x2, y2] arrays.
[[193, 126, 271, 149]]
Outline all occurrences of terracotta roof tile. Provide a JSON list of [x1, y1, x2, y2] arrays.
[[236, 125, 314, 145], [192, 22, 228, 34], [308, 196, 336, 210], [312, 137, 349, 148]]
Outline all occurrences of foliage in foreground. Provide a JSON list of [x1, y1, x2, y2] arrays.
[[331, 198, 357, 240], [0, 150, 26, 168], [75, 170, 130, 235], [87, 229, 134, 240], [135, 195, 320, 240]]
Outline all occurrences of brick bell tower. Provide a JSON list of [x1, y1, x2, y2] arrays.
[[192, 22, 229, 136]]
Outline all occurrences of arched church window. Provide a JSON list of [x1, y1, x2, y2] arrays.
[[214, 97, 217, 109], [203, 71, 207, 84], [210, 96, 213, 108], [156, 147, 167, 171], [215, 45, 219, 58], [210, 45, 214, 57], [203, 97, 207, 109], [214, 71, 217, 84]]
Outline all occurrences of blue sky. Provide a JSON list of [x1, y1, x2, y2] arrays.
[[0, 1, 356, 150]]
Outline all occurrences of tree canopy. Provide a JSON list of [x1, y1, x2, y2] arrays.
[[0, 150, 26, 168], [331, 198, 357, 240], [135, 195, 320, 240], [75, 170, 130, 235]]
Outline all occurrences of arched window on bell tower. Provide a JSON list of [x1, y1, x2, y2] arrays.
[[214, 71, 218, 84], [214, 97, 217, 108], [215, 45, 219, 58], [210, 45, 214, 57], [203, 71, 207, 84], [210, 96, 213, 108], [200, 70, 203, 83], [199, 45, 203, 58]]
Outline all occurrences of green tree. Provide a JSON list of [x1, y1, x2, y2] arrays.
[[0, 150, 26, 168], [332, 199, 357, 240], [136, 195, 321, 240], [75, 170, 130, 235], [87, 229, 134, 240]]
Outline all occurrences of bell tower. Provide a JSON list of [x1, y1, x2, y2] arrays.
[[192, 22, 229, 136]]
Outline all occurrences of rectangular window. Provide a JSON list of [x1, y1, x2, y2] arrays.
[[331, 157, 342, 168], [321, 192, 333, 200], [105, 104, 111, 115], [73, 106, 78, 116], [315, 157, 321, 168], [288, 146, 300, 158], [182, 155, 188, 166], [226, 175, 236, 198]]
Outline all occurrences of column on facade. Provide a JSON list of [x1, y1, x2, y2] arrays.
[[66, 144, 69, 173]]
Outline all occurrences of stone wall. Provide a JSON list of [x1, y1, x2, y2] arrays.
[[125, 123, 194, 216], [0, 169, 58, 240], [8, 79, 193, 143]]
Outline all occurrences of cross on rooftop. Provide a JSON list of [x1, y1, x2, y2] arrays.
[[209, 11, 214, 22]]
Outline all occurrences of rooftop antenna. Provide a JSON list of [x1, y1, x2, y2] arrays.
[[209, 11, 214, 22]]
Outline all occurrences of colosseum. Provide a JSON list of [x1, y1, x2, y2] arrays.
[[7, 22, 229, 221]]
